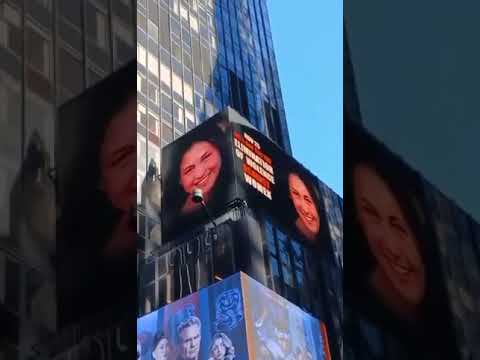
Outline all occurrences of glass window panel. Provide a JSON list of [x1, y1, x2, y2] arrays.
[[149, 82, 159, 105], [161, 122, 173, 143], [291, 240, 304, 269], [173, 101, 184, 124], [183, 82, 193, 105], [159, 9, 170, 50], [172, 40, 182, 60], [137, 72, 147, 94], [58, 48, 83, 96], [277, 230, 290, 266], [148, 20, 158, 42], [172, 71, 183, 97], [137, 103, 147, 126], [148, 52, 159, 76], [137, 44, 147, 66], [185, 108, 194, 124], [160, 62, 171, 88], [269, 256, 281, 293], [190, 14, 198, 33], [282, 265, 294, 287], [26, 26, 51, 79], [161, 94, 172, 114], [180, 4, 188, 21]]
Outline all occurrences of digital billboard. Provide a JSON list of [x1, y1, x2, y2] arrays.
[[137, 272, 329, 360], [137, 273, 249, 360], [242, 274, 330, 360], [161, 112, 237, 241], [344, 120, 462, 359], [231, 122, 329, 248], [421, 181, 480, 360], [56, 60, 137, 327], [161, 108, 330, 250]]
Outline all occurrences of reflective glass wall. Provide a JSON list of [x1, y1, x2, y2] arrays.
[[0, 0, 135, 358]]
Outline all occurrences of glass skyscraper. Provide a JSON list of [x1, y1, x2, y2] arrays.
[[0, 1, 343, 358], [137, 2, 343, 360], [136, 0, 292, 206]]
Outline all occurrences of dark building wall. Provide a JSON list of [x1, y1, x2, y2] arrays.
[[0, 1, 136, 358]]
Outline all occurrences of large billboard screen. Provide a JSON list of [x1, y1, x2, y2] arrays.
[[137, 273, 249, 360], [243, 274, 330, 360], [231, 122, 329, 249], [56, 61, 137, 327], [137, 272, 329, 360], [344, 120, 463, 359], [161, 113, 237, 240], [161, 108, 330, 250]]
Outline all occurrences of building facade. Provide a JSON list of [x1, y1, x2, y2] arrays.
[[0, 0, 135, 358], [135, 2, 343, 360], [136, 0, 291, 216], [137, 107, 344, 359]]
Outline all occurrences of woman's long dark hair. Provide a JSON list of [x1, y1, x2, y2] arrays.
[[56, 61, 136, 323], [57, 60, 136, 255], [162, 116, 233, 240], [275, 164, 330, 251], [344, 120, 461, 358]]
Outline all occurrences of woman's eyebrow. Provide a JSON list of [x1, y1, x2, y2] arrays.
[[359, 197, 378, 212], [200, 150, 212, 161], [390, 216, 407, 229], [111, 145, 134, 166], [182, 164, 195, 172]]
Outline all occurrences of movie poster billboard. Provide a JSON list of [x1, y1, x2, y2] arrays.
[[242, 274, 330, 360], [137, 272, 249, 360], [344, 120, 462, 359], [161, 108, 330, 250], [56, 61, 137, 327], [137, 272, 329, 360]]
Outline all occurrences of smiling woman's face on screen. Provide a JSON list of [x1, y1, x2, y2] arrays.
[[288, 173, 320, 242], [100, 96, 137, 212], [353, 163, 426, 309], [179, 140, 222, 212]]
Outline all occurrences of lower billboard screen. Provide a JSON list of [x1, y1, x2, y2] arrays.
[[137, 273, 249, 360], [137, 272, 330, 360], [243, 275, 329, 360]]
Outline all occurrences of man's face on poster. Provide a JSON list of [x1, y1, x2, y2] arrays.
[[180, 140, 222, 200], [274, 326, 291, 355], [178, 323, 201, 360], [288, 173, 320, 241], [100, 96, 137, 212]]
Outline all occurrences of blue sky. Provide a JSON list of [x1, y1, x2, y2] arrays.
[[267, 0, 343, 196]]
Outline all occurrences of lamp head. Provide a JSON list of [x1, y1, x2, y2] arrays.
[[192, 188, 204, 204]]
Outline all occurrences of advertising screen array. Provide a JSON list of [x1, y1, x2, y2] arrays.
[[161, 108, 330, 249], [344, 120, 468, 360], [137, 272, 330, 360], [56, 61, 137, 327]]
